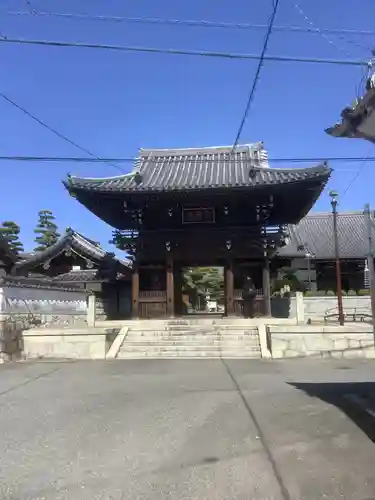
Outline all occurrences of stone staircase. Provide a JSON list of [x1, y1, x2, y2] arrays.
[[116, 318, 261, 359]]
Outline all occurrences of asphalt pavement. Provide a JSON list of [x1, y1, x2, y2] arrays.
[[1, 358, 375, 499]]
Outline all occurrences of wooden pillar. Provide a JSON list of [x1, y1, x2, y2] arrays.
[[132, 264, 139, 319], [262, 257, 271, 316], [225, 258, 235, 316], [166, 254, 175, 317], [174, 264, 183, 316]]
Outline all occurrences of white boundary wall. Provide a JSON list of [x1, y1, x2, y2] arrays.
[[0, 282, 88, 360], [0, 284, 87, 316]]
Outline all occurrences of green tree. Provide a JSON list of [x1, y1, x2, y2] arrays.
[[34, 210, 60, 251], [0, 221, 24, 253], [183, 267, 224, 300], [272, 267, 306, 294]]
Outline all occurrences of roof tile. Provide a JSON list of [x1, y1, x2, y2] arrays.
[[280, 212, 375, 259], [66, 144, 331, 193]]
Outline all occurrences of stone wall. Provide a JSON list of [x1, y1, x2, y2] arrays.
[[95, 295, 108, 321], [282, 295, 371, 322], [0, 281, 87, 361], [22, 327, 120, 360], [269, 325, 375, 359], [303, 296, 371, 322]]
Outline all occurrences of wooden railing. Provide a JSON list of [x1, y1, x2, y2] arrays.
[[139, 291, 167, 318], [138, 289, 266, 318], [234, 289, 266, 317]]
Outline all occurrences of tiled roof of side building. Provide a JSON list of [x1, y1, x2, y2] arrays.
[[14, 228, 131, 274], [64, 143, 331, 193], [52, 269, 130, 283], [0, 274, 86, 292], [280, 211, 375, 260], [51, 269, 100, 282]]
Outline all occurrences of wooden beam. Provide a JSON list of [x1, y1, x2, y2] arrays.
[[166, 254, 175, 317]]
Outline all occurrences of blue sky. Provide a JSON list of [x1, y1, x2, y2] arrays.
[[1, 0, 375, 252]]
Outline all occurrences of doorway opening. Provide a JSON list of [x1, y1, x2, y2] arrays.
[[181, 266, 225, 315]]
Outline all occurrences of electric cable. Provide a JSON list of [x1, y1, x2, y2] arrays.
[[0, 92, 126, 173], [232, 0, 280, 150]]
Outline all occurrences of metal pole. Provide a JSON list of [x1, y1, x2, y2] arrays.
[[364, 204, 375, 339], [330, 191, 344, 325]]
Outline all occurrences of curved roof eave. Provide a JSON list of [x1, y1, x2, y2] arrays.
[[14, 229, 131, 273], [64, 163, 331, 195]]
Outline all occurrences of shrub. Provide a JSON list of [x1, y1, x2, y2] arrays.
[[326, 290, 335, 296], [357, 289, 370, 296], [347, 289, 357, 296], [304, 291, 314, 297], [315, 290, 326, 296]]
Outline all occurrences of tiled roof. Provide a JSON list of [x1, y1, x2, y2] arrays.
[[65, 143, 331, 193], [0, 275, 85, 292], [14, 228, 131, 273], [52, 269, 130, 283], [52, 269, 102, 282], [325, 86, 375, 143], [280, 212, 375, 260]]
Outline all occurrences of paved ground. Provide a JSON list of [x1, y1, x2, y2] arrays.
[[2, 360, 375, 500]]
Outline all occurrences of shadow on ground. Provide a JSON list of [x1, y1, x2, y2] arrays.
[[290, 382, 375, 444]]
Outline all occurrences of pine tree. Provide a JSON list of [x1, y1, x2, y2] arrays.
[[34, 210, 60, 251], [0, 221, 24, 253]]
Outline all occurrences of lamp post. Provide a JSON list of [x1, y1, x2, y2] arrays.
[[305, 250, 314, 291], [330, 191, 344, 325], [297, 243, 314, 291]]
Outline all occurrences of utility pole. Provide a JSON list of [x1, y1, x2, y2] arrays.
[[330, 191, 344, 325], [364, 203, 375, 340]]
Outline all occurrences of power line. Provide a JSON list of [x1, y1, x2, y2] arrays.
[[7, 10, 375, 38], [232, 0, 280, 150], [0, 155, 374, 164], [0, 37, 368, 66], [293, 1, 372, 55], [293, 1, 356, 58], [342, 148, 373, 199], [0, 92, 126, 173]]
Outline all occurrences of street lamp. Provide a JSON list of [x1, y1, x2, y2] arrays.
[[305, 249, 314, 291], [330, 190, 344, 325], [297, 243, 314, 291]]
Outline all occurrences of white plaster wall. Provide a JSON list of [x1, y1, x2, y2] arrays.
[[0, 285, 89, 360], [0, 285, 87, 315]]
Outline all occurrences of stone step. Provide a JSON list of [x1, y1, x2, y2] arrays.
[[121, 343, 260, 351], [123, 340, 259, 345], [124, 322, 258, 331], [127, 331, 258, 337], [126, 335, 259, 342], [127, 325, 259, 332], [117, 351, 261, 359], [119, 345, 260, 353]]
